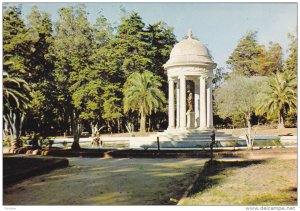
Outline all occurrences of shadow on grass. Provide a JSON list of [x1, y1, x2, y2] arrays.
[[189, 159, 265, 196]]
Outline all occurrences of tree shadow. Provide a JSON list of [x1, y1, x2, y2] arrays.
[[189, 159, 265, 196]]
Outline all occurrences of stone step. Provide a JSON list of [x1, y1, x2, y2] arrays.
[[153, 133, 234, 138]]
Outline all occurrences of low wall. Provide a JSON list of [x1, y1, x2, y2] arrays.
[[128, 136, 297, 149]]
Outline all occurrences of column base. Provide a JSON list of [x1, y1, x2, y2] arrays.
[[198, 126, 209, 131], [167, 126, 176, 130]]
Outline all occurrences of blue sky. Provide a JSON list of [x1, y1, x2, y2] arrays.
[[10, 2, 297, 71]]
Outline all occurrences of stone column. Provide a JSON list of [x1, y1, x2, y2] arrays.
[[199, 76, 207, 129], [194, 79, 200, 128], [179, 75, 186, 129], [206, 78, 213, 129], [168, 79, 175, 129], [176, 80, 180, 128]]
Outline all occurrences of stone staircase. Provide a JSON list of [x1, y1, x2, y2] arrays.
[[129, 129, 243, 148]]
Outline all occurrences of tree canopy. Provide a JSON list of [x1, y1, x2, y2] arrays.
[[123, 70, 167, 132], [255, 71, 297, 128], [3, 4, 176, 148]]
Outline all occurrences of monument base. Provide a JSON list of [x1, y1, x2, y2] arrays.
[[186, 111, 195, 129]]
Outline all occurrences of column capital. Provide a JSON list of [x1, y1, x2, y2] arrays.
[[168, 77, 176, 82], [198, 75, 208, 80], [179, 75, 186, 79]]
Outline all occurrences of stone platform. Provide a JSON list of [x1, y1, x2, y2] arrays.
[[129, 129, 243, 148]]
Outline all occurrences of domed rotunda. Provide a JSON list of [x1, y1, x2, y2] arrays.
[[164, 29, 216, 131]]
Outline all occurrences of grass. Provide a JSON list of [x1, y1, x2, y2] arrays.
[[219, 127, 296, 137], [222, 139, 282, 147], [180, 158, 297, 205], [253, 139, 282, 147]]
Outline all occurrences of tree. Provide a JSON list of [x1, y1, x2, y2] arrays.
[[123, 70, 166, 133], [255, 71, 297, 129], [114, 11, 152, 81], [285, 33, 297, 74], [93, 14, 113, 48], [212, 67, 228, 89], [145, 21, 177, 78], [214, 75, 265, 147], [259, 42, 284, 76], [92, 11, 170, 132], [227, 31, 265, 76], [3, 71, 31, 145], [144, 21, 177, 130], [51, 5, 95, 149], [24, 6, 57, 138], [101, 84, 123, 133], [3, 5, 33, 146]]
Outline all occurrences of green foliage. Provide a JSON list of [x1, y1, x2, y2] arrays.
[[266, 42, 283, 73], [50, 5, 98, 148], [227, 31, 265, 76], [94, 14, 113, 47], [3, 5, 33, 142], [255, 71, 297, 128], [145, 21, 177, 76], [223, 30, 297, 129], [102, 84, 123, 121], [228, 32, 285, 77], [214, 74, 265, 147], [144, 21, 177, 95], [24, 6, 58, 137], [3, 71, 31, 112], [123, 70, 167, 132], [27, 6, 54, 83], [214, 74, 265, 121], [285, 33, 297, 74], [212, 67, 228, 89]]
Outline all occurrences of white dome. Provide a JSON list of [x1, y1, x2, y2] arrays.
[[164, 30, 215, 68]]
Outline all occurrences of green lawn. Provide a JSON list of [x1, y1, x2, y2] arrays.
[[180, 158, 297, 205]]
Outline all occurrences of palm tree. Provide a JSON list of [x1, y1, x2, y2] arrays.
[[3, 71, 30, 111], [3, 71, 31, 145], [255, 71, 297, 129], [123, 70, 166, 133]]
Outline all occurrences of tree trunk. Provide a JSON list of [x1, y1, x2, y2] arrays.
[[246, 114, 253, 148], [91, 123, 96, 137], [70, 110, 74, 135], [278, 109, 285, 129], [117, 118, 120, 133], [140, 110, 146, 133], [71, 114, 81, 150], [107, 121, 112, 134], [148, 116, 151, 132], [4, 110, 24, 148]]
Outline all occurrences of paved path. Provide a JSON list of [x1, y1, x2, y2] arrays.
[[3, 158, 206, 205]]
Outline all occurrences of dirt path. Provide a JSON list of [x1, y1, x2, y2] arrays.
[[3, 158, 206, 205]]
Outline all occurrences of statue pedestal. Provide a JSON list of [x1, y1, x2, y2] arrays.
[[186, 112, 195, 129]]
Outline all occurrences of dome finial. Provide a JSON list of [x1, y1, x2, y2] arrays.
[[187, 29, 193, 39]]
